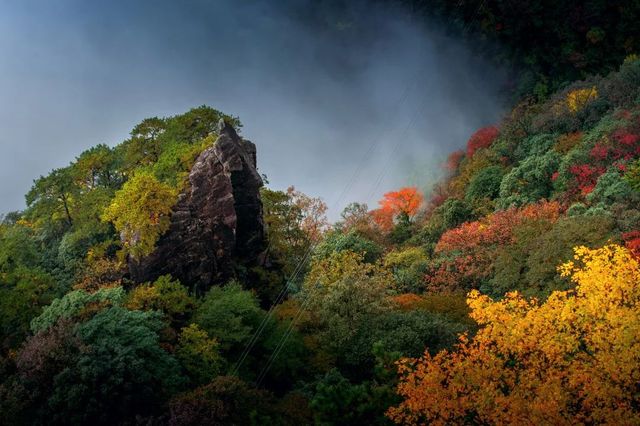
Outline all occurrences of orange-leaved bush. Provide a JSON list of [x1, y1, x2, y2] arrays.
[[371, 187, 423, 232], [426, 201, 561, 291], [388, 244, 640, 425]]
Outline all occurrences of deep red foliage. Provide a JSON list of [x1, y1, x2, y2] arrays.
[[443, 150, 465, 172], [466, 126, 499, 158], [568, 164, 606, 195], [623, 231, 640, 258]]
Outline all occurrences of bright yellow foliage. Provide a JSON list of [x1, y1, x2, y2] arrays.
[[566, 86, 598, 113], [388, 244, 640, 425], [102, 172, 177, 258]]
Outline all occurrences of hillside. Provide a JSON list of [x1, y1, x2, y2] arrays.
[[2, 8, 640, 426]]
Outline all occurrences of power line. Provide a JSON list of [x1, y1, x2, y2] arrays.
[[241, 0, 489, 385]]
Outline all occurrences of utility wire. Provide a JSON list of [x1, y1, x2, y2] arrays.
[[243, 0, 489, 385]]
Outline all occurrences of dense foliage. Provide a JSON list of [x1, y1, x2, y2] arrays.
[[2, 7, 640, 425], [389, 0, 640, 97]]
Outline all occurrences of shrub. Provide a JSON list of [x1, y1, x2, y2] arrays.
[[497, 150, 560, 209], [465, 165, 504, 201]]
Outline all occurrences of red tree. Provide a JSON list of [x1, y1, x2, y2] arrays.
[[466, 126, 499, 158]]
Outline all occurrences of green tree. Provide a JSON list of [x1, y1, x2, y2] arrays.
[[26, 167, 77, 228], [49, 307, 184, 424], [625, 159, 640, 192], [497, 150, 561, 209], [0, 224, 56, 348], [261, 187, 308, 276], [465, 165, 504, 201], [15, 305, 185, 425], [194, 282, 264, 354], [72, 144, 120, 190], [30, 286, 125, 333], [302, 251, 396, 352], [341, 310, 466, 382], [309, 369, 394, 426], [314, 230, 382, 264]]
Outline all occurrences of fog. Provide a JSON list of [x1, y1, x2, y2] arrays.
[[0, 0, 507, 219]]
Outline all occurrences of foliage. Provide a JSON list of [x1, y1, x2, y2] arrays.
[[427, 201, 561, 292], [309, 369, 395, 426], [168, 376, 275, 426], [30, 286, 125, 333], [384, 247, 429, 293], [587, 167, 637, 206], [433, 198, 473, 230], [17, 307, 185, 425], [0, 224, 56, 348], [341, 310, 466, 381], [490, 213, 617, 298], [566, 86, 598, 113], [497, 150, 560, 208], [176, 323, 223, 385], [102, 171, 177, 258], [371, 187, 423, 232], [25, 167, 77, 228], [261, 186, 328, 280], [625, 159, 640, 191], [285, 186, 329, 244], [302, 251, 396, 351], [464, 165, 504, 201], [314, 230, 383, 264], [388, 244, 640, 425], [4, 48, 640, 424], [401, 0, 640, 95], [466, 126, 499, 158], [126, 275, 196, 327], [193, 281, 263, 354]]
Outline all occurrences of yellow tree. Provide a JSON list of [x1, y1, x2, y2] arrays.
[[388, 244, 640, 425], [102, 171, 177, 258]]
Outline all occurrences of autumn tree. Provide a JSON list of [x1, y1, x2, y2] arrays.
[[286, 186, 329, 243], [371, 187, 423, 232], [389, 244, 640, 425], [466, 126, 499, 158], [126, 275, 196, 327], [261, 186, 328, 281], [102, 171, 177, 258]]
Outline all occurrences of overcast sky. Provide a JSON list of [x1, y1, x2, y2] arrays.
[[0, 0, 506, 220]]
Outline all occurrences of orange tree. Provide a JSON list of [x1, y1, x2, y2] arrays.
[[371, 187, 423, 232], [388, 244, 640, 425]]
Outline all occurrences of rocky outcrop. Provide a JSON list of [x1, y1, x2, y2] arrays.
[[129, 120, 265, 294]]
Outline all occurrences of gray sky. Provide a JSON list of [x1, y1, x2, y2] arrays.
[[0, 0, 506, 220]]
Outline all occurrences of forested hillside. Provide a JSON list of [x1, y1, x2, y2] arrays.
[[389, 0, 640, 96], [2, 3, 640, 426]]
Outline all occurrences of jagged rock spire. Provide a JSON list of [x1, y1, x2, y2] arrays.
[[129, 124, 265, 294]]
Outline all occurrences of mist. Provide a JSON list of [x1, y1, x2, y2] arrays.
[[0, 0, 507, 220]]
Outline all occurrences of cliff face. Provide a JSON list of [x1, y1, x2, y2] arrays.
[[129, 120, 265, 293]]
